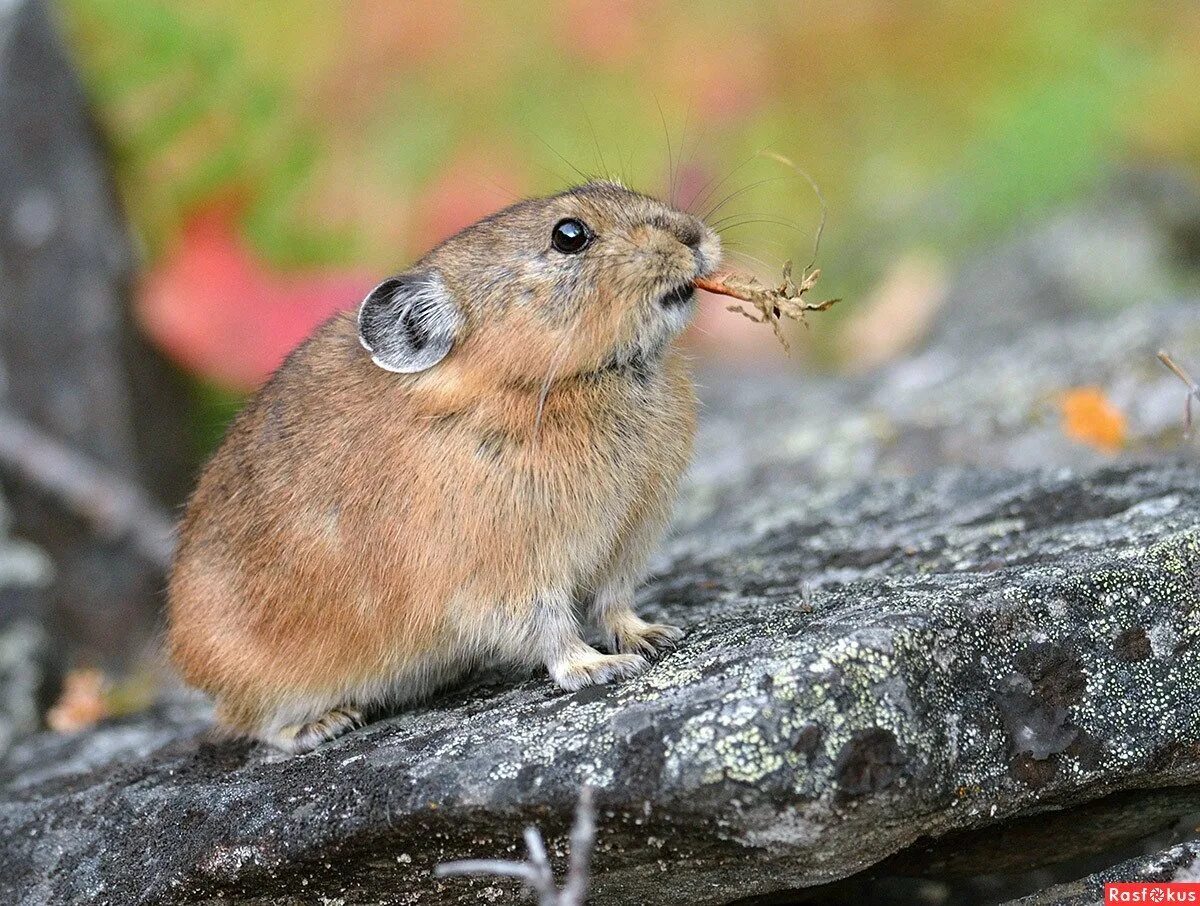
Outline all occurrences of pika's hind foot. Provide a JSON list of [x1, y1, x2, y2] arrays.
[[550, 650, 648, 692], [607, 613, 684, 658], [272, 706, 365, 754]]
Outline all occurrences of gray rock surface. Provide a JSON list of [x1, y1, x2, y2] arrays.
[[0, 424, 1198, 903], [0, 490, 54, 758], [1008, 840, 1200, 906], [695, 298, 1199, 494], [931, 168, 1200, 351]]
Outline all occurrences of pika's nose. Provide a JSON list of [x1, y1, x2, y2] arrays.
[[672, 219, 703, 250], [651, 214, 703, 250]]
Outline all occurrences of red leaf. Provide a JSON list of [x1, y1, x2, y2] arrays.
[[138, 206, 376, 391]]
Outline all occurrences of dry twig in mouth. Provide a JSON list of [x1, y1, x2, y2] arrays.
[[694, 261, 841, 352], [1157, 350, 1200, 437]]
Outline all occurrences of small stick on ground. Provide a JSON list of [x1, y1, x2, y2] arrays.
[[435, 786, 596, 906], [695, 261, 840, 352], [1157, 350, 1200, 437]]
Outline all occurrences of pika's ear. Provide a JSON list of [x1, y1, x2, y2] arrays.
[[357, 271, 462, 373]]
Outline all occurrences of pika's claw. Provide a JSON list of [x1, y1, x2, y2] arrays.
[[551, 651, 648, 692], [609, 615, 685, 658], [273, 706, 365, 755]]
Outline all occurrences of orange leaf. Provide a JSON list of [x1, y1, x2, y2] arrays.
[[46, 668, 110, 733], [1060, 387, 1127, 452]]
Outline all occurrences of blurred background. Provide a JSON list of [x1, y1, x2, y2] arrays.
[[1, 0, 1199, 736], [58, 0, 1200, 438]]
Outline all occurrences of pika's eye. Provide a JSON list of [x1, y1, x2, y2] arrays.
[[551, 218, 591, 254]]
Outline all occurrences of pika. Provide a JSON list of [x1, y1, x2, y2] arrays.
[[168, 181, 721, 753]]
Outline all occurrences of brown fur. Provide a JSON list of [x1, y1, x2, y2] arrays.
[[168, 182, 720, 752]]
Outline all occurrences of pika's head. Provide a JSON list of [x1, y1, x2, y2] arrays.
[[358, 181, 720, 383]]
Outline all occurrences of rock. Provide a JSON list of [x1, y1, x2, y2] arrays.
[[836, 783, 1200, 904], [1006, 840, 1200, 906], [0, 423, 1198, 903], [695, 298, 1200, 494], [0, 0, 192, 668], [0, 491, 55, 758], [930, 167, 1200, 351]]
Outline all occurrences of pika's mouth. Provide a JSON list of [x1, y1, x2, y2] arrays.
[[658, 281, 696, 308]]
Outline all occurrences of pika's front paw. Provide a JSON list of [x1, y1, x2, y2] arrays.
[[609, 616, 685, 658], [272, 706, 365, 755], [551, 651, 648, 692]]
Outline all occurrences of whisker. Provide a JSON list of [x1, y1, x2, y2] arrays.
[[702, 176, 790, 223], [756, 151, 830, 271], [723, 247, 781, 273], [523, 125, 594, 187], [580, 100, 609, 181], [463, 173, 524, 207], [677, 90, 701, 205], [654, 93, 676, 206], [711, 216, 808, 235], [686, 146, 765, 216], [693, 150, 832, 275]]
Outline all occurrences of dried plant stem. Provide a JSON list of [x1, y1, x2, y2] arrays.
[[1157, 350, 1200, 436], [0, 407, 175, 567], [435, 787, 596, 906], [695, 261, 840, 351], [562, 785, 596, 903]]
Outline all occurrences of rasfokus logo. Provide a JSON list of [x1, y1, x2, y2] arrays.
[[1106, 883, 1200, 903]]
